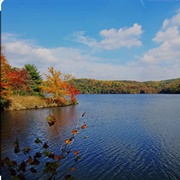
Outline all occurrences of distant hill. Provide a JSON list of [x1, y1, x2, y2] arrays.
[[70, 78, 180, 94]]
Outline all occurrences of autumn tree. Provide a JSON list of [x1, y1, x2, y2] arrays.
[[73, 78, 180, 94], [39, 67, 79, 104], [68, 85, 80, 103], [8, 68, 34, 96], [0, 52, 12, 107]]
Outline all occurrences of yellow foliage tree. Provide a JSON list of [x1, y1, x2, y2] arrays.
[[39, 67, 79, 104]]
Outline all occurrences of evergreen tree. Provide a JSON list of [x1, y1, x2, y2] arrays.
[[24, 64, 42, 95]]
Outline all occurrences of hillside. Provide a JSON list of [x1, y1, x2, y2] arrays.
[[71, 78, 180, 94]]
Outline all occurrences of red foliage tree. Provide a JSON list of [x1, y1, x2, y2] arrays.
[[68, 85, 80, 103], [8, 68, 33, 96]]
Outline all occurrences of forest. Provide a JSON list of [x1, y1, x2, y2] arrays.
[[70, 78, 180, 94]]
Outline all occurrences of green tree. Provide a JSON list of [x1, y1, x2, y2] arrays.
[[24, 64, 42, 95]]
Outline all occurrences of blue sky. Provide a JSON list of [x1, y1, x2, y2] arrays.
[[1, 0, 180, 81]]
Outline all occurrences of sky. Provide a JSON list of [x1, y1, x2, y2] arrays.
[[1, 0, 180, 81]]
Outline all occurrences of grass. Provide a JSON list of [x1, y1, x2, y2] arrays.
[[5, 96, 71, 111]]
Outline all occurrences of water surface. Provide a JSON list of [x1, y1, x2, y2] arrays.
[[1, 94, 180, 180]]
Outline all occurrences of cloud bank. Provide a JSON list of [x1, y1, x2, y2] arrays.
[[141, 9, 180, 66], [2, 11, 180, 81]]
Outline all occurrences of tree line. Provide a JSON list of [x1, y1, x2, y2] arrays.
[[1, 49, 179, 110], [70, 78, 180, 94]]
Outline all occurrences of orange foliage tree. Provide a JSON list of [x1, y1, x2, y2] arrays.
[[0, 52, 12, 105], [39, 67, 79, 104]]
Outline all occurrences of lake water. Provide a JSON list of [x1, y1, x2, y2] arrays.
[[1, 94, 180, 180]]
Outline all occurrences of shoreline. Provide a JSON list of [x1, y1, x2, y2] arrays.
[[3, 96, 76, 111]]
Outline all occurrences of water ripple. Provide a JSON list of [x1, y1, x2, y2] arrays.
[[1, 95, 180, 180]]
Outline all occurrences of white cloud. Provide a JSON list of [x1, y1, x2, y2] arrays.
[[2, 29, 180, 82], [5, 41, 33, 55], [0, 0, 4, 11], [72, 31, 98, 47], [33, 48, 57, 63], [162, 9, 180, 29], [153, 26, 179, 43], [141, 10, 180, 66], [72, 23, 143, 50]]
